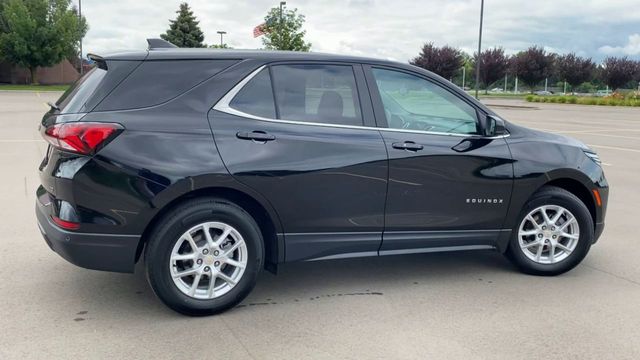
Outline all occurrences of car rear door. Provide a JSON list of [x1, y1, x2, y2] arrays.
[[209, 62, 388, 262], [363, 65, 514, 254]]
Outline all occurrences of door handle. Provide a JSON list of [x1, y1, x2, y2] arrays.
[[392, 141, 423, 151], [236, 131, 276, 142]]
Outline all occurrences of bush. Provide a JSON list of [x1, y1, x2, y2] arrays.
[[524, 94, 639, 106]]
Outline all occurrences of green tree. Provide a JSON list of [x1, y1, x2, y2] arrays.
[[0, 0, 87, 84], [261, 5, 311, 51], [161, 2, 205, 48]]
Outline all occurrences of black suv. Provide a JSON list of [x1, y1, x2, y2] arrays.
[[37, 39, 608, 315]]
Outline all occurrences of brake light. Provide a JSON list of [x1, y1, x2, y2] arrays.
[[43, 122, 123, 155], [51, 215, 80, 230]]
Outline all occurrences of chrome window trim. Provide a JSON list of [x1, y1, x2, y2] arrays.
[[212, 65, 510, 139]]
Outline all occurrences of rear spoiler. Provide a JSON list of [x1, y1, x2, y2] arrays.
[[147, 38, 178, 49], [87, 53, 107, 70]]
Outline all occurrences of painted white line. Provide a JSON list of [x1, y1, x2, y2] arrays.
[[574, 132, 640, 140], [588, 144, 640, 153], [0, 139, 43, 143]]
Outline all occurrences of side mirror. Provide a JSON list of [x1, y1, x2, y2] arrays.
[[483, 115, 507, 137]]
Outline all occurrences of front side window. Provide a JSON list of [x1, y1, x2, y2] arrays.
[[371, 68, 479, 134], [270, 64, 363, 126]]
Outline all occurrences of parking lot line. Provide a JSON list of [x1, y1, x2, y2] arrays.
[[0, 139, 42, 143], [588, 144, 640, 153]]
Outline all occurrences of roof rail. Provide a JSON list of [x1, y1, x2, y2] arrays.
[[147, 38, 178, 50]]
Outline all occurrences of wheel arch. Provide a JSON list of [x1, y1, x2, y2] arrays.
[[135, 186, 284, 273], [543, 177, 596, 228], [499, 169, 599, 253]]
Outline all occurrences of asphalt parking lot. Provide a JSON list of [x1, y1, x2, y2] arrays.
[[1, 91, 639, 359]]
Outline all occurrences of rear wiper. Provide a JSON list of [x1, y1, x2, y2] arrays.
[[47, 102, 60, 111]]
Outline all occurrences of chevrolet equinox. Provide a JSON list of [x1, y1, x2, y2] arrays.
[[36, 39, 608, 315]]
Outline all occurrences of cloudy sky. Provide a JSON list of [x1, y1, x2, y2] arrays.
[[79, 0, 640, 63]]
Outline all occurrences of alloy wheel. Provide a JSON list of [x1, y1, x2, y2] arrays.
[[169, 222, 248, 299], [518, 205, 580, 264]]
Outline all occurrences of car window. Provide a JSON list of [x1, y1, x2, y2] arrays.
[[371, 68, 479, 134], [229, 68, 276, 119], [270, 64, 363, 126]]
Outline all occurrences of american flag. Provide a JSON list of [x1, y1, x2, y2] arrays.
[[253, 23, 266, 38]]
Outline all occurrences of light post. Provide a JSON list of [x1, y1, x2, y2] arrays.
[[461, 66, 466, 90], [279, 1, 286, 25], [78, 0, 83, 75], [474, 0, 484, 99], [217, 31, 227, 47]]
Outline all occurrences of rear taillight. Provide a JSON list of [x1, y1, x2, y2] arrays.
[[43, 122, 123, 155]]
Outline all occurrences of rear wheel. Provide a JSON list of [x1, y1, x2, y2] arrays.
[[145, 198, 263, 316], [506, 186, 594, 276]]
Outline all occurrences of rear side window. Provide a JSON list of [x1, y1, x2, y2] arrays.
[[96, 60, 237, 111], [229, 68, 276, 119], [270, 64, 363, 126], [55, 67, 107, 114]]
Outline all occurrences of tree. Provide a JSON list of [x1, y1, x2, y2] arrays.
[[261, 5, 311, 51], [556, 53, 594, 91], [161, 2, 205, 48], [511, 46, 555, 91], [600, 57, 636, 90], [0, 0, 87, 84], [410, 43, 464, 80], [473, 47, 508, 93]]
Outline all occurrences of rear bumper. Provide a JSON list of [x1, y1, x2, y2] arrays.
[[36, 197, 140, 273]]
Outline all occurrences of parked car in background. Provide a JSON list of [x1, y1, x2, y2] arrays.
[[534, 90, 553, 96], [36, 39, 609, 316]]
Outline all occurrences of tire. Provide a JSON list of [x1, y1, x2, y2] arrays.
[[145, 197, 264, 316], [506, 186, 594, 276]]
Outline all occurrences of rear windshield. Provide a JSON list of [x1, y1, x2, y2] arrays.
[[55, 67, 107, 114]]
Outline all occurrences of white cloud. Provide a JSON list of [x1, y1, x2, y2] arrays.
[[77, 0, 640, 62], [599, 33, 640, 56]]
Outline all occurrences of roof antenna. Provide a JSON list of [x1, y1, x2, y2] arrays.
[[147, 38, 178, 50]]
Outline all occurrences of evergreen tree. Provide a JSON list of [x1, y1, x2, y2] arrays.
[[160, 3, 205, 48]]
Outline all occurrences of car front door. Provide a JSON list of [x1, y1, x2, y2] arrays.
[[364, 65, 514, 254], [210, 63, 388, 262]]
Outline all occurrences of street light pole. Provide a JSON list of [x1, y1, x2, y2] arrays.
[[79, 0, 83, 75], [474, 0, 484, 99], [280, 1, 286, 25], [216, 31, 227, 47]]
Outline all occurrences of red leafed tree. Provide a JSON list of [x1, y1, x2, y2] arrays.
[[473, 47, 509, 93], [511, 46, 555, 91], [600, 57, 636, 90], [410, 42, 464, 80], [556, 53, 595, 90]]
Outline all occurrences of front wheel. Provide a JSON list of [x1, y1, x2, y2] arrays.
[[506, 186, 594, 276], [145, 198, 264, 316]]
